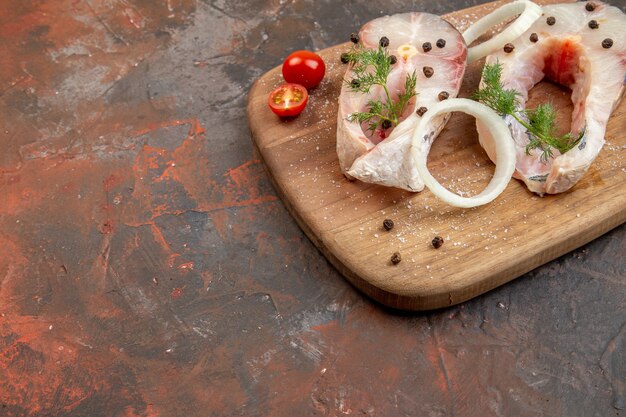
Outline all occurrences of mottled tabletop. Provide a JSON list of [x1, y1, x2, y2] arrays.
[[0, 0, 624, 416]]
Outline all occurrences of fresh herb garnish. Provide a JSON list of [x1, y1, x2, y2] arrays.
[[344, 43, 417, 135], [473, 62, 583, 161]]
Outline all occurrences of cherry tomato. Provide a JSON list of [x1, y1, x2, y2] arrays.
[[282, 50, 326, 89], [268, 83, 309, 117]]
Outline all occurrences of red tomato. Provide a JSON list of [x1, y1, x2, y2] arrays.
[[282, 50, 326, 89], [268, 83, 309, 117]]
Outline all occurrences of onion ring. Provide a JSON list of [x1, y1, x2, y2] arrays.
[[410, 98, 516, 208], [463, 0, 542, 63]]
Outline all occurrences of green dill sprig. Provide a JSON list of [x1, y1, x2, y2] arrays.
[[473, 62, 583, 161], [523, 104, 584, 160], [472, 62, 518, 116], [345, 44, 417, 135]]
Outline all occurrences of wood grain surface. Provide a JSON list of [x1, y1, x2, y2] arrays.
[[247, 0, 626, 311]]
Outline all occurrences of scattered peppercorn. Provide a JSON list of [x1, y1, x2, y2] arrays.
[[383, 219, 394, 231], [381, 119, 392, 130], [588, 20, 599, 29], [423, 66, 434, 78], [379, 36, 390, 47], [389, 55, 397, 65], [503, 43, 515, 53], [585, 2, 595, 11], [432, 236, 444, 249], [391, 252, 402, 265], [350, 79, 360, 88], [547, 16, 556, 25], [350, 32, 359, 44], [340, 53, 350, 64], [529, 33, 538, 43], [438, 91, 449, 101], [602, 38, 613, 49], [416, 106, 428, 117], [436, 38, 446, 48], [422, 42, 432, 52]]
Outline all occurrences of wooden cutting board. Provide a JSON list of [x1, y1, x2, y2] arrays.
[[247, 0, 626, 311]]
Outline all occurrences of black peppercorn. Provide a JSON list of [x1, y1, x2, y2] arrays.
[[588, 20, 599, 29], [503, 43, 515, 53], [423, 66, 434, 78], [350, 32, 359, 44], [381, 119, 392, 130], [432, 236, 444, 249], [379, 36, 390, 47], [438, 91, 449, 101], [416, 106, 428, 117], [391, 252, 402, 265], [340, 53, 350, 64], [422, 42, 432, 52], [547, 16, 556, 25], [350, 79, 360, 88], [383, 219, 394, 231], [436, 38, 446, 48], [529, 33, 538, 43], [602, 38, 613, 49], [389, 55, 397, 65], [585, 2, 595, 11]]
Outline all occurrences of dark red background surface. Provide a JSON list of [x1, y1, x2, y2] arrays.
[[0, 0, 624, 416]]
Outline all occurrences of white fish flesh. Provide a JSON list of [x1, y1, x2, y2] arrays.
[[336, 12, 467, 192], [477, 1, 626, 195]]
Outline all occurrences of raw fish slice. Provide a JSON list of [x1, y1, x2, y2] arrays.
[[477, 1, 626, 195], [337, 12, 467, 191]]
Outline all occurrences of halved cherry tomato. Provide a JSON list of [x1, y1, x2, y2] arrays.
[[268, 83, 308, 117], [282, 50, 326, 89]]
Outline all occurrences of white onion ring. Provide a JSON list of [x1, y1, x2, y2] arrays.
[[410, 98, 516, 208], [463, 0, 542, 63]]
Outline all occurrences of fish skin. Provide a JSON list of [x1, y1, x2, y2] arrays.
[[477, 1, 626, 195], [336, 12, 467, 192]]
